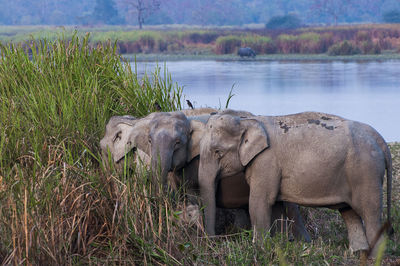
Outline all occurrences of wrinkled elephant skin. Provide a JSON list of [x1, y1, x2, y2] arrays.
[[198, 111, 392, 253]]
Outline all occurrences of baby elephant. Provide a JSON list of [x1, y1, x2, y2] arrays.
[[198, 111, 392, 254]]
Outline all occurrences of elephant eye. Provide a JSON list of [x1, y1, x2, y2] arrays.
[[113, 131, 122, 142], [214, 149, 223, 158], [175, 140, 181, 146], [148, 137, 152, 144]]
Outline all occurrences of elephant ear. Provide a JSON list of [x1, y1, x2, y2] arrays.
[[239, 119, 269, 166], [187, 120, 206, 162], [112, 122, 137, 163], [127, 120, 151, 157]]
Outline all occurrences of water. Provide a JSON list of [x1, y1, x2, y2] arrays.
[[133, 60, 400, 142]]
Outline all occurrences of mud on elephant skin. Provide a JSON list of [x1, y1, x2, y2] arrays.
[[198, 111, 392, 254]]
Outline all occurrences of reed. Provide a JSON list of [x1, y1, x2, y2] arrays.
[[0, 33, 183, 264]]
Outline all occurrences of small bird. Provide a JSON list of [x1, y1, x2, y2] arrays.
[[154, 102, 162, 111], [186, 99, 194, 109]]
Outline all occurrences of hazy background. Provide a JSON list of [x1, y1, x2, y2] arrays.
[[1, 0, 400, 27]]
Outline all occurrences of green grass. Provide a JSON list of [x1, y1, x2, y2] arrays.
[[0, 34, 399, 265]]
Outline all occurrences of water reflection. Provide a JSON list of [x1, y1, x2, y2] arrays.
[[133, 60, 400, 141]]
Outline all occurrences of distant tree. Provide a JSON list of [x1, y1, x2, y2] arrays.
[[383, 10, 400, 23], [119, 0, 161, 29], [311, 0, 352, 25], [266, 14, 302, 29], [93, 0, 123, 25]]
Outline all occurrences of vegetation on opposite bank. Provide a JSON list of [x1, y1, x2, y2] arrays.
[[0, 34, 399, 265], [1, 24, 400, 58]]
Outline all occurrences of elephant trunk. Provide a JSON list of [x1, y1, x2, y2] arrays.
[[198, 151, 219, 236], [151, 134, 174, 189]]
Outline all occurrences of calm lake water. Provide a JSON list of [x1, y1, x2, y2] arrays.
[[133, 60, 400, 142]]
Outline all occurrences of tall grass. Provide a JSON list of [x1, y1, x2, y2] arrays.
[[215, 35, 242, 54], [0, 33, 183, 264]]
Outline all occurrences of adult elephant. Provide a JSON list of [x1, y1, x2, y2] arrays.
[[238, 47, 256, 57], [198, 111, 392, 253], [100, 108, 216, 182], [99, 109, 311, 240]]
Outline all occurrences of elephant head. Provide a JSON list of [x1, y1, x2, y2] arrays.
[[100, 115, 137, 164], [100, 109, 214, 189], [124, 111, 206, 188], [198, 114, 269, 235]]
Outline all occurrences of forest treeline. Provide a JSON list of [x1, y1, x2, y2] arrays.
[[2, 24, 400, 56], [1, 0, 400, 27]]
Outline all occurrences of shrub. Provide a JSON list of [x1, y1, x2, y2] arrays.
[[137, 33, 156, 53], [297, 32, 321, 53], [276, 34, 299, 53], [184, 31, 219, 44], [327, 41, 361, 56], [241, 35, 276, 54], [318, 32, 335, 53], [355, 30, 372, 42], [266, 14, 302, 30], [215, 35, 242, 54], [360, 41, 381, 54], [167, 42, 184, 53]]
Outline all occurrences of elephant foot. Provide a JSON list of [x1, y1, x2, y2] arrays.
[[348, 234, 369, 254]]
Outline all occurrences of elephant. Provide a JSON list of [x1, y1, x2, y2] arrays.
[[238, 47, 256, 57], [99, 109, 216, 178], [197, 111, 392, 254], [99, 109, 311, 240]]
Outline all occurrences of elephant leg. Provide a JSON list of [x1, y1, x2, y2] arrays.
[[339, 207, 369, 253], [268, 202, 311, 242], [360, 204, 383, 257], [249, 197, 272, 240], [249, 182, 274, 240], [232, 209, 251, 230], [270, 201, 286, 236], [352, 181, 383, 254], [248, 159, 280, 240], [285, 203, 311, 242]]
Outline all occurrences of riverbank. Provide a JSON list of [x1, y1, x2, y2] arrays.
[[125, 51, 400, 62], [1, 24, 400, 59]]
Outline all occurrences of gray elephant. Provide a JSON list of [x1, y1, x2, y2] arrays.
[[238, 47, 256, 57], [198, 111, 392, 254], [100, 109, 215, 182], [99, 109, 311, 240]]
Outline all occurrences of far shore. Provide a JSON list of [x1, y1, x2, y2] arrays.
[[124, 52, 400, 62]]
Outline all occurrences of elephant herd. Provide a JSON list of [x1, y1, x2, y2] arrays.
[[100, 107, 392, 256]]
